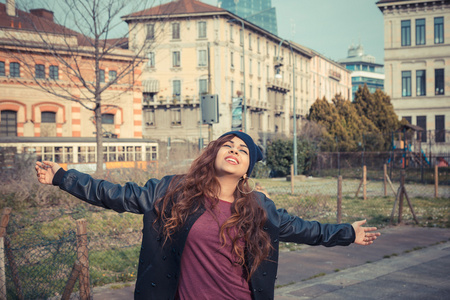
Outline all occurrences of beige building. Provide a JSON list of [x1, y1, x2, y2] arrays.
[[377, 0, 450, 154], [124, 0, 351, 148]]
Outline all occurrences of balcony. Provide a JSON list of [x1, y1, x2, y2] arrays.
[[266, 77, 290, 93]]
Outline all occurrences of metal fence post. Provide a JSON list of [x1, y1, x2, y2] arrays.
[[398, 170, 405, 224], [290, 164, 294, 195], [383, 164, 387, 197], [76, 219, 90, 300]]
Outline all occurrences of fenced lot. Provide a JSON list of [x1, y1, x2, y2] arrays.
[[1, 167, 449, 299]]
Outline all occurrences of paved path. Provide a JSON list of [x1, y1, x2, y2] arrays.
[[93, 225, 450, 299]]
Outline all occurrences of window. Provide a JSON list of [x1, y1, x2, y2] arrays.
[[173, 80, 181, 100], [198, 21, 206, 38], [35, 64, 45, 79], [148, 52, 155, 68], [230, 52, 234, 68], [416, 116, 427, 142], [143, 92, 155, 103], [258, 87, 261, 100], [102, 113, 114, 124], [416, 70, 426, 96], [229, 24, 234, 41], [146, 24, 154, 40], [231, 80, 234, 96], [171, 108, 181, 125], [249, 85, 253, 98], [249, 58, 252, 75], [109, 70, 117, 82], [239, 29, 243, 45], [257, 37, 260, 53], [0, 110, 17, 136], [10, 62, 20, 77], [435, 115, 445, 143], [199, 79, 208, 95], [99, 70, 105, 83], [172, 23, 180, 39], [401, 20, 411, 46], [41, 111, 56, 137], [49, 65, 58, 80], [144, 109, 155, 126], [434, 17, 444, 44], [416, 19, 425, 45], [258, 61, 261, 77], [172, 51, 181, 67], [402, 116, 412, 124], [240, 55, 243, 71], [402, 71, 411, 97], [198, 50, 207, 67], [266, 41, 269, 55], [0, 61, 4, 76], [248, 33, 252, 49], [435, 69, 444, 95]]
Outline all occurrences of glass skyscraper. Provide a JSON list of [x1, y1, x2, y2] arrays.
[[220, 0, 278, 35]]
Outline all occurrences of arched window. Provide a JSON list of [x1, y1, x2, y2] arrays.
[[0, 110, 17, 136], [102, 113, 115, 136]]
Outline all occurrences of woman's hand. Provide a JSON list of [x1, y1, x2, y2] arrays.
[[352, 219, 380, 245], [35, 161, 61, 185]]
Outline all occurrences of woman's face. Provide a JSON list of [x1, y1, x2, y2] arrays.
[[214, 136, 250, 179]]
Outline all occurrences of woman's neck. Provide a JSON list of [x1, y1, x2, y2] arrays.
[[216, 176, 239, 203]]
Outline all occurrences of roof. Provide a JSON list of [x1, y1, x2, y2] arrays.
[[124, 0, 224, 19], [0, 3, 125, 49]]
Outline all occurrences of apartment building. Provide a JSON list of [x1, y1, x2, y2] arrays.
[[0, 1, 154, 167], [377, 0, 450, 152], [124, 0, 350, 147]]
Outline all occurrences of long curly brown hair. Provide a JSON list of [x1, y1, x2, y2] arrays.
[[154, 134, 273, 280]]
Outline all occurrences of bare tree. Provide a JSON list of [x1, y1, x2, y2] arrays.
[[2, 0, 164, 172]]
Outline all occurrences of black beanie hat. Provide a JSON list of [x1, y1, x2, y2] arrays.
[[219, 131, 263, 177]]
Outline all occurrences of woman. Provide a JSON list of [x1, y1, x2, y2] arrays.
[[35, 131, 379, 300]]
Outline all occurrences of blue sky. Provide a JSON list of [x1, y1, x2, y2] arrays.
[[204, 0, 385, 63], [7, 0, 385, 63]]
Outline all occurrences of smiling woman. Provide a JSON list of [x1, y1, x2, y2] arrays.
[[35, 130, 379, 300]]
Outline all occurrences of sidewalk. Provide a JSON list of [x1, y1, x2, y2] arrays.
[[93, 225, 450, 299]]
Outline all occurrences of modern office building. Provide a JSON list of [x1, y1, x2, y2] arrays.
[[376, 0, 449, 154], [220, 0, 278, 35], [339, 43, 385, 101]]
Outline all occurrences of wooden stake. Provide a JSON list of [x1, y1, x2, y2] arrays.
[[76, 219, 90, 300], [355, 178, 363, 198], [61, 260, 81, 300], [435, 165, 439, 198], [0, 208, 12, 300], [398, 171, 405, 224], [390, 186, 402, 224], [337, 176, 342, 223], [363, 165, 367, 200], [403, 189, 419, 224], [4, 238, 23, 300], [386, 174, 397, 197]]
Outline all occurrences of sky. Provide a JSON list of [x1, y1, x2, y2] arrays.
[[202, 0, 386, 63], [5, 0, 385, 63]]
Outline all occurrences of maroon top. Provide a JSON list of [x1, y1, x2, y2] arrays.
[[177, 199, 251, 299]]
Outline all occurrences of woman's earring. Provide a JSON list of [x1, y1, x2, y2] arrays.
[[237, 176, 256, 194]]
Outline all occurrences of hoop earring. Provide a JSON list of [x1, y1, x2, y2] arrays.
[[237, 177, 256, 194]]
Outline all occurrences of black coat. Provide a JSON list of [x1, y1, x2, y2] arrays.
[[54, 169, 355, 300]]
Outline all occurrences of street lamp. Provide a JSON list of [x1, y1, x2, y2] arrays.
[[228, 18, 247, 133], [277, 40, 297, 175]]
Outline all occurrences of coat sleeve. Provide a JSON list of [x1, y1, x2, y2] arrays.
[[261, 194, 355, 247], [53, 168, 171, 214]]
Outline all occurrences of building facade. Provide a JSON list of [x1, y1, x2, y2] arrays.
[[124, 0, 351, 148], [220, 0, 278, 35], [339, 43, 385, 101], [377, 0, 450, 154], [0, 1, 155, 167]]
